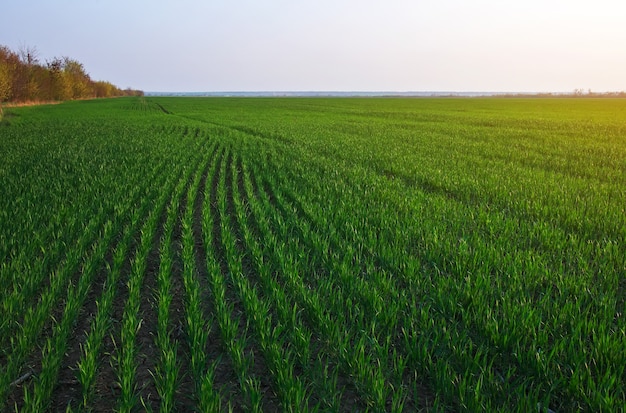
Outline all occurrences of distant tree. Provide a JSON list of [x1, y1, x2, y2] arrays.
[[93, 80, 119, 98], [47, 57, 72, 100], [0, 63, 10, 100], [0, 43, 142, 104], [124, 87, 144, 97], [0, 64, 9, 118], [62, 57, 91, 99], [0, 46, 17, 117], [1, 47, 18, 104], [16, 46, 40, 101], [18, 46, 38, 67]]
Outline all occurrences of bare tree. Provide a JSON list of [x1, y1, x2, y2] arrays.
[[11, 45, 40, 101], [19, 45, 39, 66]]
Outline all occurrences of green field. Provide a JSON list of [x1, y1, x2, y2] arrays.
[[1, 97, 625, 412]]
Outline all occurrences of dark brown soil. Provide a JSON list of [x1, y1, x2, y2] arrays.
[[3, 136, 437, 412]]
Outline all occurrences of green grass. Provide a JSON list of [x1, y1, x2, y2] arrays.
[[0, 96, 624, 411]]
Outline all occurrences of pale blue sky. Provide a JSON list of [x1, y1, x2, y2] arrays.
[[2, 0, 625, 92]]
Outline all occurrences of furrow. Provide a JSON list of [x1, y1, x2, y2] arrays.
[[114, 132, 214, 412], [234, 155, 317, 411], [217, 147, 276, 412], [0, 160, 168, 411], [179, 139, 223, 409], [243, 160, 360, 411], [203, 144, 243, 410]]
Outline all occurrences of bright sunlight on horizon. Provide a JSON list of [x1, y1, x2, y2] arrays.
[[2, 0, 625, 93]]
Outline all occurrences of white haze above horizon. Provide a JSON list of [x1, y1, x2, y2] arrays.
[[2, 0, 625, 93]]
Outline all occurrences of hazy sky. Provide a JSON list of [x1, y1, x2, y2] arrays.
[[2, 0, 625, 92]]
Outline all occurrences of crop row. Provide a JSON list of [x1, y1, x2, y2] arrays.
[[1, 97, 624, 411]]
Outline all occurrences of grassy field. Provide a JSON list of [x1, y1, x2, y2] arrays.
[[0, 96, 624, 412]]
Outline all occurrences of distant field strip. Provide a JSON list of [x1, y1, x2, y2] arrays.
[[0, 97, 624, 411]]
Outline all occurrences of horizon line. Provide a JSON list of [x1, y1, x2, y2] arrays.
[[145, 90, 601, 97]]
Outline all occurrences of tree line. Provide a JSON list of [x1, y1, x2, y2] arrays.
[[0, 45, 142, 106]]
